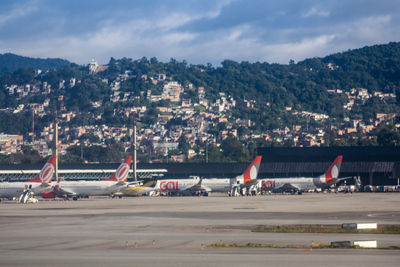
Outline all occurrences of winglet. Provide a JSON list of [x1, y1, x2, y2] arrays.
[[243, 156, 262, 184], [325, 155, 343, 183], [104, 156, 132, 182], [27, 155, 56, 183]]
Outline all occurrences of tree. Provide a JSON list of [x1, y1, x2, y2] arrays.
[[377, 125, 400, 146], [220, 136, 248, 162], [207, 146, 222, 162], [21, 145, 41, 164], [178, 135, 190, 153]]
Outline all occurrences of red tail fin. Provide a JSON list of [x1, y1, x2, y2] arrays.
[[27, 155, 56, 183], [104, 156, 132, 182], [325, 155, 343, 183], [243, 156, 262, 184]]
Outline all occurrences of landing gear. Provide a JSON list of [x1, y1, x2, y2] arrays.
[[229, 187, 240, 197], [241, 187, 248, 196]]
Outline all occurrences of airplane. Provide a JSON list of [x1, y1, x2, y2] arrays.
[[123, 156, 262, 196], [258, 155, 349, 194], [123, 176, 201, 196], [0, 155, 56, 202], [42, 156, 132, 200]]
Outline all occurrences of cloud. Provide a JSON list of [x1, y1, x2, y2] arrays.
[[302, 7, 330, 18], [349, 15, 392, 42], [0, 0, 399, 65], [263, 35, 336, 63], [2, 7, 219, 63], [0, 0, 38, 27]]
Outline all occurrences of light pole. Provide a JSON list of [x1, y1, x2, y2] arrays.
[[133, 123, 137, 182]]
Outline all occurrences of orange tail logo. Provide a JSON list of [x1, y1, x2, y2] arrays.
[[243, 156, 262, 184], [105, 156, 132, 182], [325, 155, 343, 183]]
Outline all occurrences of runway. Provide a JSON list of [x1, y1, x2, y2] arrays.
[[0, 193, 399, 266]]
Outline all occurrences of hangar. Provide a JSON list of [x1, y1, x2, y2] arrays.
[[137, 147, 400, 186], [256, 146, 400, 186]]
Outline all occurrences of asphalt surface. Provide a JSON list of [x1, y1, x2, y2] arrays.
[[1, 193, 400, 266]]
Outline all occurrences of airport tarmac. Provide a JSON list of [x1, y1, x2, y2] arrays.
[[0, 193, 400, 266]]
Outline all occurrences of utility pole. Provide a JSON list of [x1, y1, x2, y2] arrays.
[[32, 111, 35, 144], [55, 119, 59, 182], [133, 123, 137, 182], [80, 144, 83, 162], [205, 142, 208, 163]]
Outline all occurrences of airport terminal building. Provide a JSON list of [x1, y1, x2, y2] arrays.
[[256, 147, 400, 187], [140, 146, 400, 186], [1, 146, 399, 187]]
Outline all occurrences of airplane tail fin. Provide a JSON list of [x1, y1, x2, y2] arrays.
[[242, 156, 262, 184], [27, 155, 56, 183], [324, 155, 343, 184], [104, 156, 132, 182]]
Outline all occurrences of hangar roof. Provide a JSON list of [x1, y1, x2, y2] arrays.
[[257, 146, 400, 162]]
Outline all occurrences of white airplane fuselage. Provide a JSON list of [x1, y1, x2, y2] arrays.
[[124, 178, 232, 196], [154, 179, 199, 194], [259, 176, 331, 192], [56, 181, 127, 197], [201, 178, 231, 192], [0, 182, 51, 199]]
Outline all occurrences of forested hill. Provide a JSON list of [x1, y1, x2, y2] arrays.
[[298, 42, 400, 91], [93, 42, 400, 122], [0, 42, 400, 163], [0, 53, 70, 74], [0, 42, 400, 132]]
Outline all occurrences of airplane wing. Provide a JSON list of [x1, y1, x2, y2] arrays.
[[274, 183, 301, 193], [187, 177, 212, 193], [124, 180, 157, 195], [53, 185, 77, 198], [34, 182, 52, 193], [126, 181, 143, 187], [243, 179, 259, 187], [336, 177, 353, 181], [327, 177, 354, 186]]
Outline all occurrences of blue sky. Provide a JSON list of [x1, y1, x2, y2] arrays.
[[0, 0, 399, 65]]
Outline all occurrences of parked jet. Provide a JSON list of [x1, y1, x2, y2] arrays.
[[42, 156, 132, 200], [123, 177, 200, 196], [259, 155, 348, 194], [123, 156, 262, 196], [0, 155, 56, 201]]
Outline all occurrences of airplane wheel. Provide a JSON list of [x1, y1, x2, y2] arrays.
[[72, 196, 78, 201], [118, 196, 122, 199]]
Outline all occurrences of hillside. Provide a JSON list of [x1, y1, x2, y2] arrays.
[[0, 53, 70, 74], [0, 42, 399, 163]]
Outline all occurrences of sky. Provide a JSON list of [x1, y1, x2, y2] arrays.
[[0, 0, 399, 65]]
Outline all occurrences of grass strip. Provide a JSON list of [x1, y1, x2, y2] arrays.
[[252, 224, 400, 234], [208, 241, 400, 250]]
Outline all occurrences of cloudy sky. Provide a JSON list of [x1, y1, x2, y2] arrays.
[[0, 0, 399, 65]]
